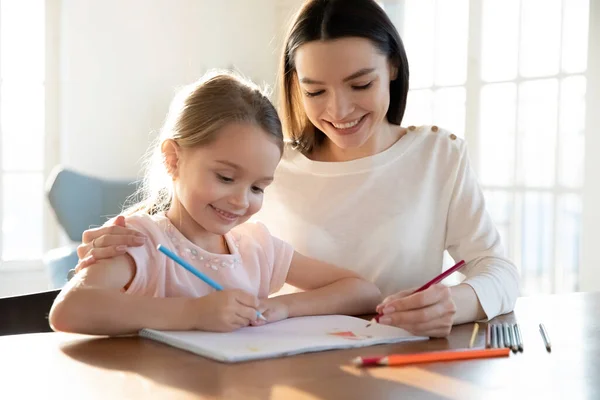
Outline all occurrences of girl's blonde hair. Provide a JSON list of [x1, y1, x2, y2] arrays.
[[126, 70, 283, 215]]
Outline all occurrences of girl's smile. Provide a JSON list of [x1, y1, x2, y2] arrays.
[[209, 204, 243, 223]]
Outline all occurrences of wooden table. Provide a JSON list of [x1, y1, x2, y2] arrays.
[[1, 292, 598, 399]]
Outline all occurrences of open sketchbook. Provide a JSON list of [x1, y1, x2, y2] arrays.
[[139, 315, 428, 363]]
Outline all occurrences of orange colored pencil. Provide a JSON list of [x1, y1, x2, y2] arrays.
[[353, 347, 510, 367]]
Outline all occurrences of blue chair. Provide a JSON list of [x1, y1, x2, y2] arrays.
[[44, 167, 137, 288]]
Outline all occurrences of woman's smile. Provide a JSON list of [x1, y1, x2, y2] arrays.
[[326, 114, 368, 136]]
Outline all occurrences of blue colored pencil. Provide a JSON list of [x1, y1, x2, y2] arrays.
[[156, 244, 267, 321]]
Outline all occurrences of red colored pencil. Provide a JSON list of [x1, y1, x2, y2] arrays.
[[411, 259, 466, 294], [352, 347, 510, 367], [371, 260, 466, 323]]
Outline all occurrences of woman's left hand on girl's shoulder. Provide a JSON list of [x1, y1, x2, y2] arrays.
[[375, 284, 457, 337]]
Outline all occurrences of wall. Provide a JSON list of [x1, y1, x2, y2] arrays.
[[58, 0, 281, 180]]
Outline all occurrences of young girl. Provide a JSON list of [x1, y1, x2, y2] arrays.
[[49, 71, 381, 335]]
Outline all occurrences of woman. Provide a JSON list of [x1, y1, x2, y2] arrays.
[[75, 0, 519, 337]]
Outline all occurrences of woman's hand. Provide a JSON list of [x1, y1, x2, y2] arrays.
[[189, 289, 261, 332], [251, 297, 290, 326], [375, 284, 457, 337], [75, 215, 146, 273]]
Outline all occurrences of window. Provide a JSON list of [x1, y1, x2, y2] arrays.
[[0, 0, 46, 265], [386, 0, 590, 294]]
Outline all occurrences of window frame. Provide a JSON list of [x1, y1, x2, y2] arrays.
[[385, 0, 598, 294], [0, 0, 60, 272]]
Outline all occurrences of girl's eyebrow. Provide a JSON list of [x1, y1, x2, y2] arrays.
[[299, 68, 376, 85], [215, 160, 274, 182], [215, 160, 241, 170]]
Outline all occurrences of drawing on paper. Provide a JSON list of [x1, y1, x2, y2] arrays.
[[327, 330, 373, 340]]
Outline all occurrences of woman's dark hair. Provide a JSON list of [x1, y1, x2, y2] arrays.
[[279, 0, 409, 153]]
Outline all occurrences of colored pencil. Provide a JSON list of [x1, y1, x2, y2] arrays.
[[539, 323, 551, 352], [513, 323, 524, 352], [411, 260, 466, 294], [352, 347, 510, 367], [485, 323, 492, 348], [504, 323, 518, 353], [496, 324, 505, 348], [469, 323, 479, 348], [509, 324, 518, 353], [370, 260, 466, 324], [157, 244, 267, 321], [503, 323, 513, 350]]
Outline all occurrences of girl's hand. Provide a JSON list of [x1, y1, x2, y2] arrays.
[[375, 284, 457, 337], [189, 289, 261, 332], [251, 297, 290, 326], [75, 215, 146, 273]]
